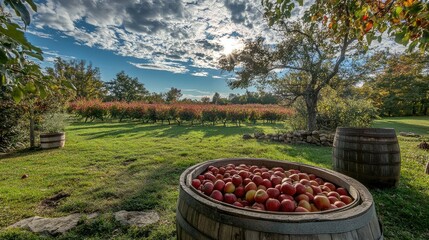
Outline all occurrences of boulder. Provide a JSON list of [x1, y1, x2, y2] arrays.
[[114, 210, 159, 227], [243, 133, 253, 140]]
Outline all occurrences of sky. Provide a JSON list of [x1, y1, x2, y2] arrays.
[[24, 0, 286, 100]]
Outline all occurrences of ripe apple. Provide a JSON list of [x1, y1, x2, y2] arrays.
[[278, 194, 294, 202], [334, 201, 346, 208], [249, 165, 258, 172], [280, 199, 296, 212], [211, 167, 219, 175], [204, 172, 216, 182], [218, 167, 226, 175], [294, 206, 310, 212], [280, 182, 296, 195], [289, 174, 299, 181], [304, 192, 314, 202], [272, 167, 284, 173], [284, 170, 292, 177], [238, 170, 249, 179], [216, 174, 223, 180], [295, 193, 309, 202], [314, 177, 324, 185], [192, 179, 201, 189], [305, 185, 313, 194], [308, 173, 316, 180], [327, 191, 340, 199], [245, 189, 256, 202], [243, 178, 252, 185], [197, 175, 205, 181], [273, 171, 286, 178], [257, 185, 267, 191], [340, 195, 353, 204], [261, 179, 272, 188], [328, 196, 338, 204], [223, 173, 231, 178], [299, 179, 310, 186], [295, 183, 307, 195], [224, 193, 237, 204], [298, 173, 310, 180], [252, 202, 265, 211], [234, 186, 245, 198], [329, 204, 338, 210], [232, 174, 243, 187], [309, 180, 319, 186], [244, 182, 257, 192], [336, 187, 348, 196], [223, 177, 232, 183], [274, 184, 281, 192], [224, 182, 235, 193], [202, 181, 214, 195], [324, 182, 336, 191], [233, 201, 243, 207], [254, 189, 269, 203], [310, 203, 320, 212], [311, 185, 322, 195], [270, 175, 282, 186], [289, 169, 300, 174], [313, 195, 330, 210], [210, 190, 223, 201], [252, 175, 264, 186], [265, 198, 281, 211], [213, 179, 225, 191], [261, 172, 271, 179], [298, 200, 311, 211], [266, 188, 280, 198]]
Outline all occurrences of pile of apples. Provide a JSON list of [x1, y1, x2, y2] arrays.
[[191, 163, 353, 212]]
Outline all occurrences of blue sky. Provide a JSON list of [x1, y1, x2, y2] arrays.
[[25, 0, 282, 100]]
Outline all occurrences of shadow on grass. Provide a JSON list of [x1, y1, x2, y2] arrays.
[[372, 119, 429, 136], [76, 122, 287, 140]]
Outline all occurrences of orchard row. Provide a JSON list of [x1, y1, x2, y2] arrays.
[[69, 100, 294, 125]]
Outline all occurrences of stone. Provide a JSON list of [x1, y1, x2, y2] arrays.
[[312, 130, 319, 136], [306, 136, 312, 143], [399, 132, 420, 137], [279, 135, 285, 141], [9, 213, 86, 236], [254, 132, 265, 138], [320, 136, 327, 142], [114, 210, 159, 227], [243, 133, 253, 140]]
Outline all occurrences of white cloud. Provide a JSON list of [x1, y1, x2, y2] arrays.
[[32, 0, 275, 73], [212, 76, 222, 79], [191, 71, 209, 77], [128, 61, 189, 74], [27, 30, 53, 39]]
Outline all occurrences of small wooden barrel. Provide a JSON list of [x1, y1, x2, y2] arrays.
[[40, 132, 65, 149], [333, 127, 401, 188], [177, 158, 383, 240]]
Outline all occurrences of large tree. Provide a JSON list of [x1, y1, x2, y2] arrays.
[[264, 0, 429, 52], [106, 71, 148, 102], [164, 87, 183, 103], [220, 23, 357, 130], [46, 58, 105, 100]]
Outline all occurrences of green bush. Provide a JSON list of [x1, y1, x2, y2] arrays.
[[0, 93, 27, 152]]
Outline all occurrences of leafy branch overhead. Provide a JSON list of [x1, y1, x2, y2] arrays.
[[263, 0, 429, 52]]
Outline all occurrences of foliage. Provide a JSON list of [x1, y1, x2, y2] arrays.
[[359, 52, 429, 116], [105, 71, 148, 102], [45, 58, 105, 100], [263, 0, 429, 52], [68, 100, 294, 126], [0, 90, 27, 152], [39, 112, 67, 133], [219, 22, 357, 130], [164, 87, 182, 103], [228, 91, 281, 105]]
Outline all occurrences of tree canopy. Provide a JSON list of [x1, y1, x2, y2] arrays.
[[106, 71, 148, 102], [263, 0, 429, 52]]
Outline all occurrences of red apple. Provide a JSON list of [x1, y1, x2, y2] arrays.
[[234, 186, 245, 198], [272, 167, 284, 173], [295, 193, 310, 202], [202, 181, 214, 195], [224, 193, 237, 204], [340, 195, 353, 204], [299, 179, 310, 186], [336, 187, 348, 196], [204, 172, 216, 182], [305, 185, 313, 194], [289, 169, 300, 174], [310, 203, 320, 212], [295, 183, 307, 195], [252, 175, 264, 186], [328, 191, 340, 199], [243, 178, 252, 185], [266, 188, 280, 198], [275, 184, 281, 192], [223, 173, 231, 178], [328, 196, 338, 204], [334, 201, 346, 208], [211, 167, 219, 175], [210, 190, 223, 201], [324, 182, 336, 191], [232, 174, 243, 187], [224, 182, 235, 193], [270, 175, 282, 186], [254, 189, 269, 203], [314, 177, 324, 185], [261, 172, 271, 179], [192, 179, 201, 189], [280, 182, 296, 195], [308, 173, 316, 180], [261, 179, 272, 189], [309, 180, 319, 186], [329, 204, 338, 210], [280, 199, 296, 212], [213, 179, 225, 191], [244, 182, 257, 192], [223, 177, 232, 183], [238, 170, 249, 179], [219, 167, 226, 175], [314, 195, 331, 210], [284, 170, 292, 177], [311, 185, 322, 195], [257, 185, 267, 191], [273, 171, 286, 178], [265, 198, 281, 211], [233, 201, 243, 207], [304, 192, 314, 202], [252, 202, 265, 211], [289, 174, 299, 181], [294, 206, 310, 212], [197, 175, 205, 181], [278, 194, 294, 202], [298, 173, 310, 180], [216, 174, 223, 180]]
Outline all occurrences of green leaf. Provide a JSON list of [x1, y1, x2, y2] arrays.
[[62, 80, 76, 90], [395, 6, 403, 15], [409, 40, 419, 52], [12, 86, 24, 103], [8, 0, 31, 26], [395, 31, 406, 44], [0, 23, 31, 49], [297, 0, 303, 6], [25, 82, 37, 93], [1, 75, 6, 86], [0, 50, 8, 64], [23, 50, 43, 61]]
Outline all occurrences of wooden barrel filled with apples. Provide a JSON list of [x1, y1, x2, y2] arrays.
[[333, 127, 401, 188], [176, 158, 382, 240]]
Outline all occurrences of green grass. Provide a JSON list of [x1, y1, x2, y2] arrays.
[[0, 117, 428, 239]]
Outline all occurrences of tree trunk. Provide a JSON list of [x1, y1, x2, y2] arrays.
[[29, 109, 35, 148], [305, 92, 318, 131]]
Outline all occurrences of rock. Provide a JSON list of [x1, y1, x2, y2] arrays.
[[114, 210, 159, 227], [400, 132, 420, 137], [306, 136, 312, 143], [279, 135, 285, 141], [320, 136, 327, 142], [312, 130, 319, 136], [9, 214, 85, 236], [242, 133, 252, 140], [254, 132, 265, 139]]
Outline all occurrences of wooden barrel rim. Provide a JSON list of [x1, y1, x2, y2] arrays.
[[40, 132, 65, 138], [335, 128, 396, 138], [179, 158, 377, 235]]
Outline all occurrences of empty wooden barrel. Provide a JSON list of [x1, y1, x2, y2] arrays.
[[177, 158, 382, 240], [40, 132, 65, 149], [333, 127, 401, 188]]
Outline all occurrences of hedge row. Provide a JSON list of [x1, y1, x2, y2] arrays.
[[68, 100, 294, 126]]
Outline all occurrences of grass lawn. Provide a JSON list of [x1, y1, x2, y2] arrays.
[[0, 117, 428, 239]]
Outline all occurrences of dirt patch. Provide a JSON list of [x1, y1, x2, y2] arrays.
[[418, 141, 429, 150], [40, 192, 70, 208], [122, 158, 137, 166]]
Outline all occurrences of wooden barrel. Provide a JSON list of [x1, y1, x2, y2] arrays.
[[333, 127, 401, 188], [177, 158, 383, 240], [40, 132, 65, 149]]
